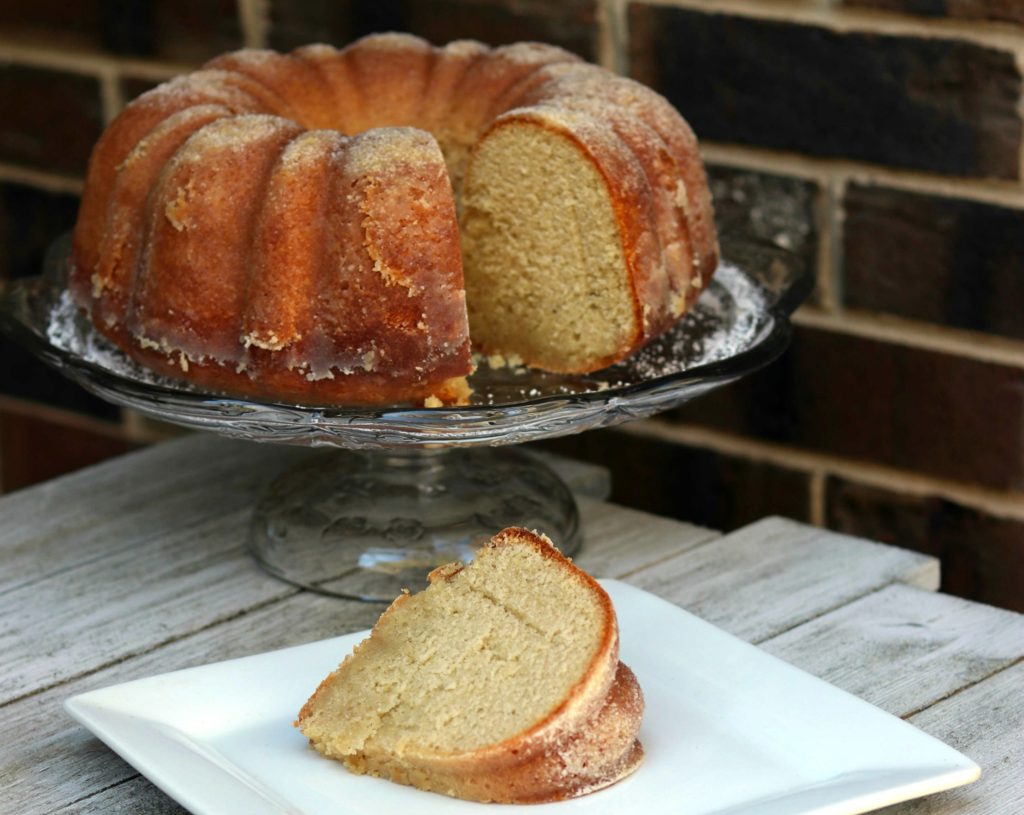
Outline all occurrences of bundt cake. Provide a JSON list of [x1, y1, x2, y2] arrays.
[[70, 33, 718, 406], [296, 527, 644, 803]]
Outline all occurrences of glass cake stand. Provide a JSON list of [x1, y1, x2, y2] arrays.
[[0, 235, 809, 601]]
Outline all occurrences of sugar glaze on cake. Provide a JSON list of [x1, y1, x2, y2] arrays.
[[70, 33, 718, 406]]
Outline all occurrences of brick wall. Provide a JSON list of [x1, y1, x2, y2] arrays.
[[1, 1, 1021, 608]]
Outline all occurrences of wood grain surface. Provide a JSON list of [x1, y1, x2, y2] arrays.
[[2, 435, 1020, 815]]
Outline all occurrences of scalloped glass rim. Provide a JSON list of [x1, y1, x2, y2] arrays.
[[0, 236, 794, 449]]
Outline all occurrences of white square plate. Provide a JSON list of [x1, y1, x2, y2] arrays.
[[65, 580, 978, 815]]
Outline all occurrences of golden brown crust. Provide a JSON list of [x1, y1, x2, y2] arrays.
[[516, 61, 718, 305], [292, 44, 368, 133], [78, 125, 472, 407], [70, 33, 715, 404], [205, 49, 336, 128], [342, 33, 436, 129], [83, 104, 232, 329], [345, 662, 644, 803], [71, 69, 275, 293]]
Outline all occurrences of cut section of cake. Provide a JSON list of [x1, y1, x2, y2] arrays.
[[295, 527, 644, 803]]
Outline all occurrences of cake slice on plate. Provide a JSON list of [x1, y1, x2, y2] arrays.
[[296, 527, 644, 803]]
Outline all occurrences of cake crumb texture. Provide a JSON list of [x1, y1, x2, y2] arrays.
[[296, 527, 644, 803]]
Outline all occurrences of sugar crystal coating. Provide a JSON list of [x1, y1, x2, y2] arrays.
[[69, 32, 717, 406]]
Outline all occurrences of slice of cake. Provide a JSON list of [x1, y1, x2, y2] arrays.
[[295, 527, 644, 803]]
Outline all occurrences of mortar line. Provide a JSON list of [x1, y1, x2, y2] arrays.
[[792, 306, 1024, 368], [98, 64, 122, 124], [812, 173, 840, 311], [809, 469, 827, 527], [630, 0, 1024, 54], [0, 37, 191, 78], [620, 421, 1024, 522], [0, 162, 83, 194], [702, 143, 1024, 209], [238, 0, 270, 50]]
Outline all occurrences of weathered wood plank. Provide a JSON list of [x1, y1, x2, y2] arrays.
[[0, 429, 675, 709], [527, 450, 611, 502], [0, 435, 293, 593], [880, 661, 1024, 815], [18, 437, 1020, 815], [0, 435, 609, 597], [1, 591, 380, 815], [56, 775, 186, 814], [0, 505, 713, 815], [761, 584, 1024, 717], [627, 516, 941, 643], [574, 497, 718, 578], [0, 492, 710, 708], [0, 508, 292, 706]]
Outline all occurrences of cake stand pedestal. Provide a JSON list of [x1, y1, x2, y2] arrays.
[[250, 447, 578, 601], [1, 234, 808, 601]]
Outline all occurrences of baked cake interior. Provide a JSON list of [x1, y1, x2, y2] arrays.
[[461, 121, 634, 372], [300, 540, 607, 757]]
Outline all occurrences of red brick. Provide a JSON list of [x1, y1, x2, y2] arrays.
[[0, 402, 139, 493], [1, 334, 120, 421], [0, 184, 106, 422], [0, 64, 102, 175], [826, 477, 1024, 612], [0, 1, 242, 59], [148, 0, 242, 63], [93, 0, 241, 61], [843, 183, 1024, 341], [842, 0, 1024, 27], [120, 76, 164, 107], [0, 1, 103, 50], [629, 5, 1023, 179], [542, 428, 812, 530], [0, 179, 79, 281], [671, 326, 1024, 492], [268, 0, 598, 59]]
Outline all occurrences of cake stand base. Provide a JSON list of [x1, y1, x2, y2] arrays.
[[248, 447, 581, 601]]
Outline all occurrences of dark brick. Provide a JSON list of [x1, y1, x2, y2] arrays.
[[97, 0, 157, 56], [0, 180, 79, 282], [826, 477, 1024, 612], [0, 2, 103, 50], [268, 0, 399, 49], [671, 326, 1024, 492], [0, 64, 102, 176], [843, 183, 1024, 341], [0, 336, 120, 420], [120, 76, 165, 107], [0, 403, 138, 493], [151, 0, 242, 62], [98, 0, 242, 61], [708, 164, 819, 308], [268, 0, 598, 60], [629, 6, 1023, 179], [842, 0, 1024, 28], [542, 428, 812, 530], [0, 2, 241, 61]]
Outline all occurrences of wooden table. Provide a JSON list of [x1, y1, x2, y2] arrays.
[[2, 434, 1021, 814]]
